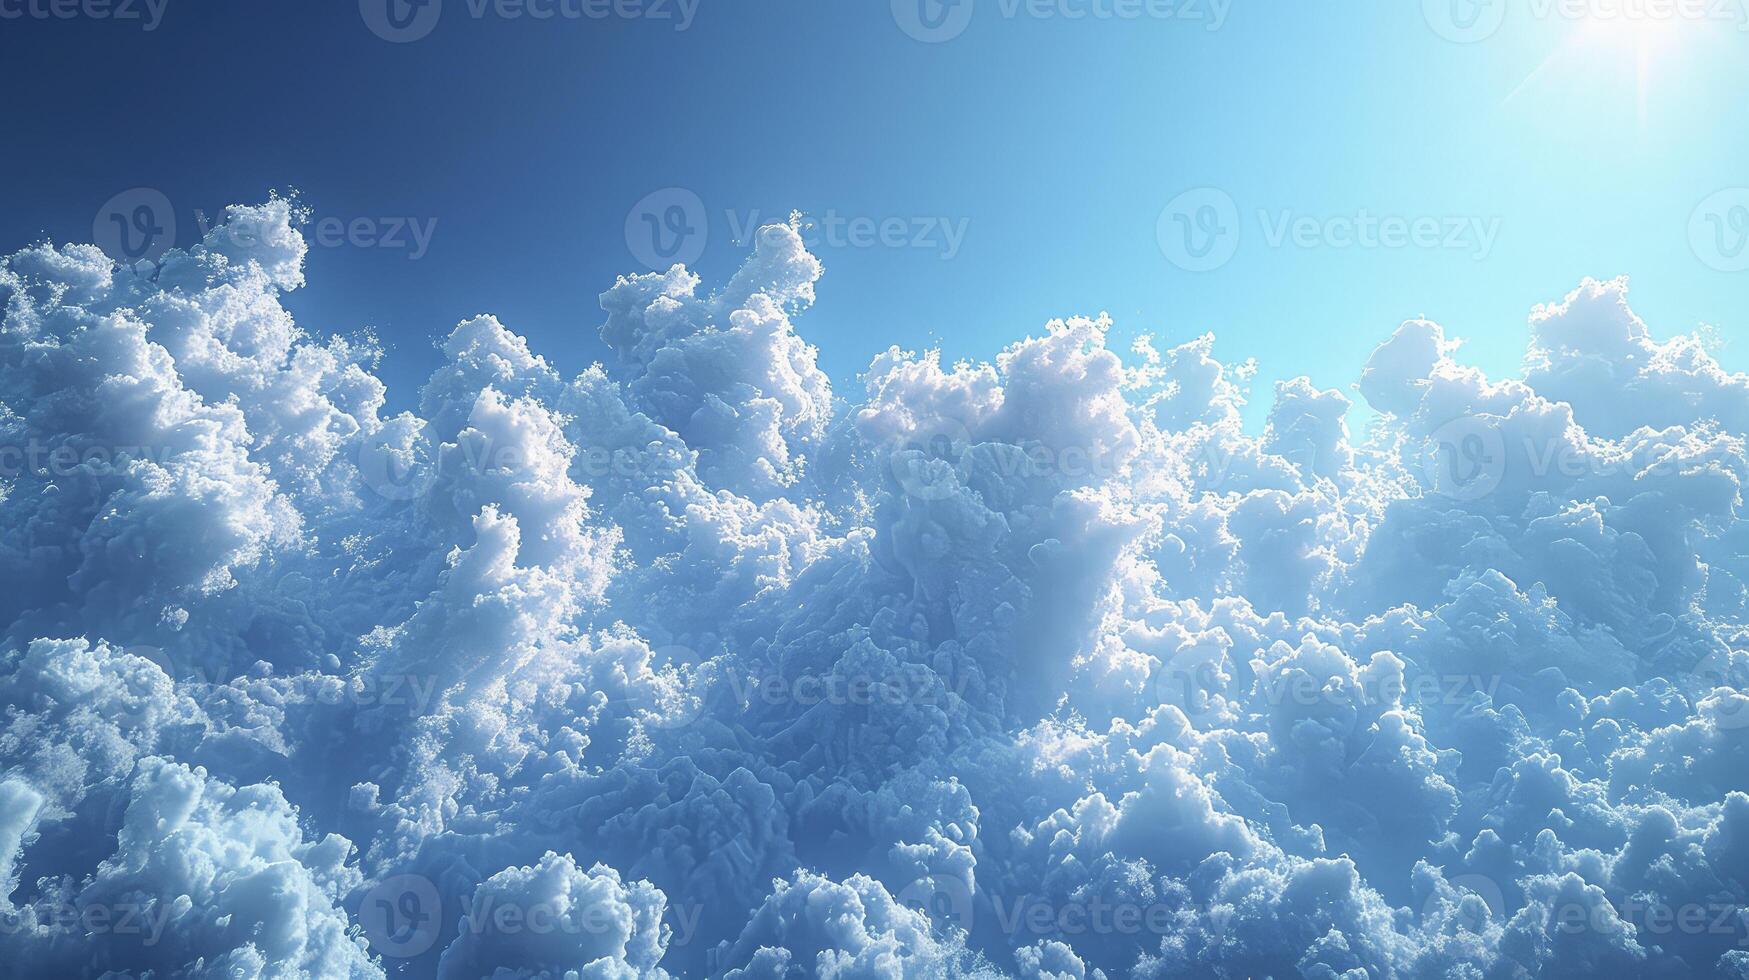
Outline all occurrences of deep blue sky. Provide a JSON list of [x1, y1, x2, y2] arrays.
[[3, 0, 1746, 425]]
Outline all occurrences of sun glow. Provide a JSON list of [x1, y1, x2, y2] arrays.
[[1507, 4, 1710, 124]]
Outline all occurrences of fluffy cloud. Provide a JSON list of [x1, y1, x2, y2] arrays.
[[3, 200, 1748, 977]]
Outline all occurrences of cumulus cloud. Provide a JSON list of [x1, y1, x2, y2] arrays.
[[3, 199, 1749, 978]]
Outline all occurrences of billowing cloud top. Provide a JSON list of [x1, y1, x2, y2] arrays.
[[2, 199, 1747, 979]]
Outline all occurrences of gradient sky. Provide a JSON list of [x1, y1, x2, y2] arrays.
[[3, 0, 1746, 426]]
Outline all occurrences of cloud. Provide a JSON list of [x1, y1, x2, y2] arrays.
[[2, 200, 1748, 977]]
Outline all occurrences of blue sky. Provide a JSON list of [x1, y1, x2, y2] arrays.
[[4, 0, 1746, 425]]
